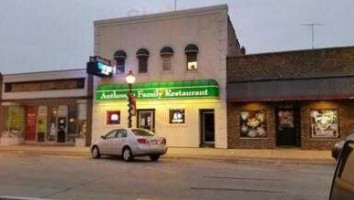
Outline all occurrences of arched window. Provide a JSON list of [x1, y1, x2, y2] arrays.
[[185, 44, 198, 71], [160, 46, 174, 71], [136, 48, 149, 73], [114, 50, 127, 74]]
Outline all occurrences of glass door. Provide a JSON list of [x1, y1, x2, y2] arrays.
[[200, 109, 215, 147], [276, 105, 301, 147], [57, 105, 68, 143], [137, 109, 155, 132]]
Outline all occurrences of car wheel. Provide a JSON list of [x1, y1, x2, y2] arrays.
[[122, 147, 133, 162], [92, 146, 101, 159], [150, 155, 160, 161]]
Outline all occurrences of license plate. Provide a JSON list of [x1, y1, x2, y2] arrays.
[[149, 140, 158, 145]]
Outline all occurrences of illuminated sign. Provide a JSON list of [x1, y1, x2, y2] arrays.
[[87, 56, 113, 77], [107, 111, 120, 125], [96, 79, 219, 101], [170, 109, 185, 124]]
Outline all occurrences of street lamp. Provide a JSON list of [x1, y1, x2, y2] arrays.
[[125, 71, 136, 128]]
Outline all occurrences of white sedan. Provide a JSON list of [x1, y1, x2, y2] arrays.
[[91, 128, 167, 162]]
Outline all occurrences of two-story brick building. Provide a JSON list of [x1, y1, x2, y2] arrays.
[[91, 5, 242, 148], [227, 46, 354, 149]]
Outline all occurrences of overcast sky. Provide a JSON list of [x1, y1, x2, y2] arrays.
[[0, 0, 353, 74]]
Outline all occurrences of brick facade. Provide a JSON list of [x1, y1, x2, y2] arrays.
[[227, 46, 354, 149], [227, 102, 275, 149], [227, 46, 354, 81]]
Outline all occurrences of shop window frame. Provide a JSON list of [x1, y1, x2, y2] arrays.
[[310, 109, 340, 139], [239, 110, 267, 138], [106, 111, 121, 125], [169, 109, 186, 124]]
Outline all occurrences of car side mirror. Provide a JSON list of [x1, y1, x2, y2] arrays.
[[332, 141, 345, 160], [332, 147, 340, 160], [100, 135, 106, 140]]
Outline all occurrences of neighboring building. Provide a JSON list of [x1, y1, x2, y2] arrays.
[[0, 69, 93, 146], [92, 5, 242, 148], [227, 46, 354, 149]]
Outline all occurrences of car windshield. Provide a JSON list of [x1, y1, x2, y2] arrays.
[[131, 129, 155, 137]]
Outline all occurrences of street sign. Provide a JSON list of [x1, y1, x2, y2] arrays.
[[87, 56, 113, 77]]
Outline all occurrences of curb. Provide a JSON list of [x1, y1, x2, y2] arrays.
[[0, 149, 335, 165], [164, 155, 335, 165]]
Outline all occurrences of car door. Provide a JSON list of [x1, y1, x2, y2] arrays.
[[100, 130, 117, 155], [110, 129, 128, 155], [330, 141, 354, 200]]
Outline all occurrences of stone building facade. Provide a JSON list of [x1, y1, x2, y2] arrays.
[[92, 4, 242, 148], [227, 46, 354, 149]]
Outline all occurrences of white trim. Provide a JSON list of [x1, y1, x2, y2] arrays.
[[94, 4, 228, 26]]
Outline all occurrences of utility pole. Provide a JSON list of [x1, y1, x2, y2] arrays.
[[174, 0, 177, 11], [303, 23, 322, 49]]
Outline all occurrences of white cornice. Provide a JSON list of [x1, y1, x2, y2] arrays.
[[94, 4, 228, 27]]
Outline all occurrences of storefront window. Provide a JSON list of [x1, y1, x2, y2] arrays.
[[1, 106, 25, 138], [311, 109, 339, 138], [1, 107, 10, 137], [48, 106, 58, 141], [67, 104, 78, 142], [170, 109, 185, 124], [240, 110, 267, 138], [78, 103, 87, 138], [107, 111, 120, 125], [37, 106, 47, 142]]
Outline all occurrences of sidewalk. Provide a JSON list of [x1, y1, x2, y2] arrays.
[[0, 145, 334, 164]]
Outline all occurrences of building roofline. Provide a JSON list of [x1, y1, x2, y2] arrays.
[[2, 68, 86, 76], [94, 4, 228, 26], [228, 45, 354, 59]]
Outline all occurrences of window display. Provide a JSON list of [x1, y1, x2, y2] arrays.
[[240, 110, 267, 138], [0, 106, 24, 138], [48, 106, 58, 141], [311, 109, 339, 138], [37, 106, 47, 142], [78, 103, 87, 138], [278, 110, 294, 129], [170, 109, 185, 124]]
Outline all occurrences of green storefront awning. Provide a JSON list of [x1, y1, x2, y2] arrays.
[[96, 79, 219, 101]]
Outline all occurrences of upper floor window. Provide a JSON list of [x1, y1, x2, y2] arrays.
[[160, 46, 174, 71], [136, 48, 149, 73], [114, 50, 127, 75], [185, 44, 199, 71]]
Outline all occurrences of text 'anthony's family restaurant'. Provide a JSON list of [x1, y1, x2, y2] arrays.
[[97, 80, 218, 100], [92, 79, 223, 148]]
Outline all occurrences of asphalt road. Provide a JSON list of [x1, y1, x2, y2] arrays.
[[0, 154, 335, 200]]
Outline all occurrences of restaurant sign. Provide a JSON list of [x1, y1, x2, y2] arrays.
[[96, 79, 219, 101]]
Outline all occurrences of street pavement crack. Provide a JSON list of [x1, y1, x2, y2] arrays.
[[203, 176, 284, 181], [39, 175, 107, 198], [190, 187, 286, 194]]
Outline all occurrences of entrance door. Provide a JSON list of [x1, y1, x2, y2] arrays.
[[276, 105, 300, 147], [25, 107, 37, 141], [137, 109, 155, 132], [57, 117, 67, 143], [200, 110, 215, 147]]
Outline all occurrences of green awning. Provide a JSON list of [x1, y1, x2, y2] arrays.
[[96, 79, 219, 101]]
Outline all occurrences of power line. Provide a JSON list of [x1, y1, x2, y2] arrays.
[[302, 23, 323, 49]]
